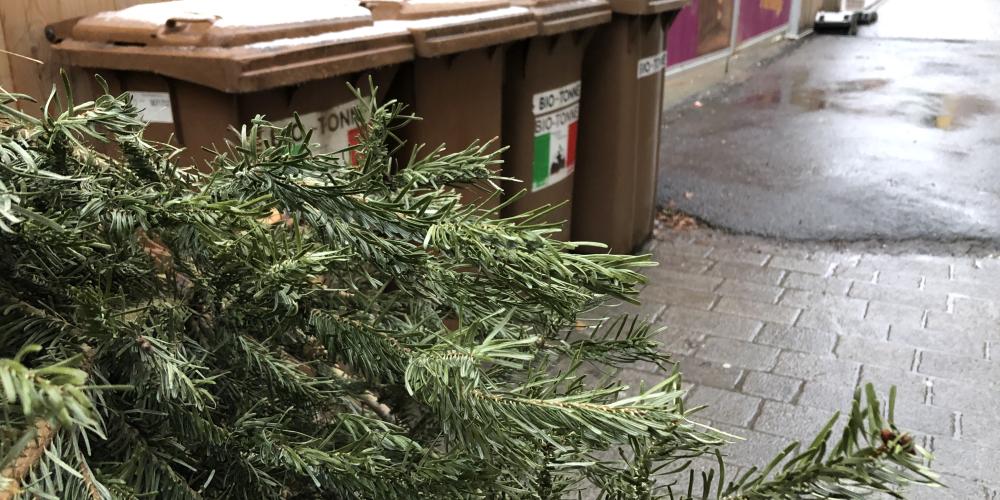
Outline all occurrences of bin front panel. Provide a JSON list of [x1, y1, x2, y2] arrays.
[[632, 15, 669, 248], [502, 33, 589, 240], [393, 49, 506, 206], [574, 15, 641, 252]]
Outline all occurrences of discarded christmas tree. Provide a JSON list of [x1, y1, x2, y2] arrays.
[[0, 81, 939, 499]]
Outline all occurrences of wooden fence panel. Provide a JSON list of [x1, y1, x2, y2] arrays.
[[0, 0, 156, 109]]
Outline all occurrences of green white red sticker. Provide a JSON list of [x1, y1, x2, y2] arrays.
[[129, 91, 173, 124], [532, 81, 580, 192], [269, 100, 362, 163], [637, 51, 666, 79]]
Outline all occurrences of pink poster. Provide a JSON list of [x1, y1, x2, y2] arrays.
[[667, 0, 736, 66], [737, 0, 791, 42]]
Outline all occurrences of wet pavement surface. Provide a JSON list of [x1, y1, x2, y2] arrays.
[[658, 8, 1000, 242]]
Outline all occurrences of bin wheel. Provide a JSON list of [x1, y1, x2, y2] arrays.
[[870, 11, 879, 23], [848, 16, 860, 35]]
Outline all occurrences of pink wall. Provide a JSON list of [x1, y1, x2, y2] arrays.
[[667, 3, 700, 66], [667, 0, 736, 66], [737, 0, 792, 42]]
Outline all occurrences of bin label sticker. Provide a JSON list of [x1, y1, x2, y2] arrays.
[[268, 100, 362, 164], [637, 51, 666, 79], [129, 91, 173, 124], [532, 81, 580, 192], [533, 81, 582, 116]]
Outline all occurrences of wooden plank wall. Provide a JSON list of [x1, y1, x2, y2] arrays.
[[0, 0, 157, 109]]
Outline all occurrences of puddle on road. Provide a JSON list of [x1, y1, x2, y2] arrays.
[[924, 94, 996, 130], [738, 75, 997, 131], [740, 78, 891, 111]]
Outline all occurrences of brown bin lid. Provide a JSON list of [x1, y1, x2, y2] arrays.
[[512, 0, 611, 36], [608, 0, 688, 15], [363, 0, 537, 57], [51, 0, 414, 93]]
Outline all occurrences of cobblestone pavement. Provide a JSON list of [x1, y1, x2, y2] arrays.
[[613, 228, 1000, 499]]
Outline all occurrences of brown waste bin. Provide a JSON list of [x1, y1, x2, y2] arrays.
[[500, 0, 611, 240], [49, 1, 414, 169], [364, 0, 537, 206], [572, 0, 686, 252]]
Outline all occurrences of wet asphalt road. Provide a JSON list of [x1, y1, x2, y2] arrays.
[[658, 0, 1000, 242]]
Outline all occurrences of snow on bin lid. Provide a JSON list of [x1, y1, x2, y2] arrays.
[[607, 0, 688, 15], [71, 0, 374, 47], [362, 0, 537, 57], [510, 0, 610, 35], [52, 0, 414, 93]]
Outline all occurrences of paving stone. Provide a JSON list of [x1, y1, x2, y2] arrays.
[[951, 295, 1000, 321], [849, 281, 949, 311], [835, 335, 916, 371], [923, 310, 999, 337], [859, 254, 952, 280], [708, 422, 797, 470], [888, 325, 986, 358], [685, 386, 762, 427], [956, 411, 1000, 450], [779, 290, 868, 318], [741, 371, 801, 402], [694, 336, 780, 371], [642, 268, 724, 293], [772, 350, 861, 384], [858, 365, 931, 406], [614, 368, 670, 398], [890, 398, 956, 439], [652, 327, 706, 358], [931, 438, 997, 481], [671, 457, 746, 497], [651, 241, 714, 260], [950, 257, 1000, 281], [833, 264, 877, 282], [705, 261, 787, 286], [924, 277, 998, 302], [660, 307, 763, 340], [588, 300, 667, 324], [796, 380, 858, 411], [716, 279, 784, 303], [874, 270, 924, 289], [796, 308, 889, 340], [646, 255, 715, 275], [713, 296, 801, 325], [907, 474, 1000, 500], [780, 271, 852, 295], [808, 250, 862, 267], [754, 323, 837, 355], [767, 255, 834, 275], [640, 284, 717, 310], [865, 301, 926, 329], [753, 401, 839, 442], [707, 247, 771, 266], [928, 377, 1000, 420], [669, 355, 744, 390], [918, 351, 1000, 383]]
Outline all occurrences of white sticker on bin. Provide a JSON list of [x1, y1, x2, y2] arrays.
[[532, 81, 582, 116], [531, 81, 581, 193], [268, 100, 362, 163], [129, 91, 173, 124], [637, 51, 666, 79]]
